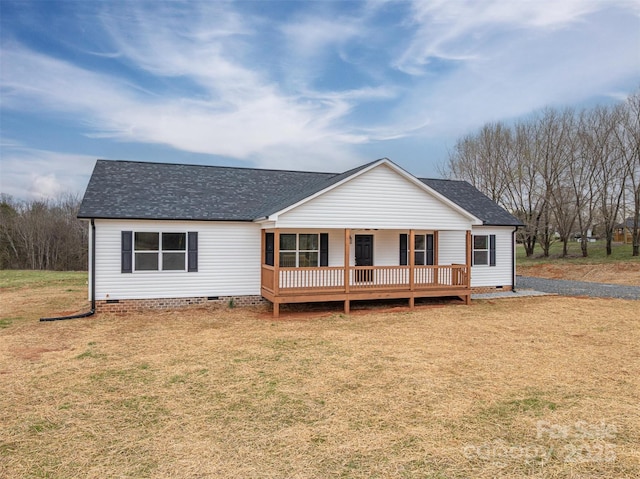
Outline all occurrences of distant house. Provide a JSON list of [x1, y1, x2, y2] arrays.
[[614, 217, 640, 244], [78, 158, 523, 316], [574, 228, 597, 243]]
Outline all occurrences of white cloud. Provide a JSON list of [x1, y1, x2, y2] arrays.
[[0, 42, 376, 171], [0, 145, 96, 200], [30, 174, 65, 199], [97, 2, 257, 91], [395, 0, 633, 75], [0, 0, 400, 175], [387, 0, 640, 136], [281, 16, 362, 56]]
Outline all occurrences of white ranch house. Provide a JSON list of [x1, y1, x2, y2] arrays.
[[78, 158, 522, 316]]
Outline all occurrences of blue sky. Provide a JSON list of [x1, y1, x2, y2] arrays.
[[1, 0, 639, 200]]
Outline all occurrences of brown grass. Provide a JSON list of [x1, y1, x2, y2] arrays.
[[1, 282, 639, 478], [518, 262, 640, 286]]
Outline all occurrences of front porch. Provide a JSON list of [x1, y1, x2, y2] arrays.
[[261, 229, 472, 317]]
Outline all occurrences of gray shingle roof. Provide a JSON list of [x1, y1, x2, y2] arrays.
[[78, 159, 522, 226], [615, 217, 638, 229], [78, 160, 333, 221], [420, 178, 523, 226]]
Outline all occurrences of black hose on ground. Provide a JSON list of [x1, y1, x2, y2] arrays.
[[40, 219, 96, 322]]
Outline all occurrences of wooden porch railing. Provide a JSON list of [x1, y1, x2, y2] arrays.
[[261, 264, 275, 293], [278, 266, 345, 291], [261, 264, 469, 294]]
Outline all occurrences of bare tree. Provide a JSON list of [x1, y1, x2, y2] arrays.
[[615, 89, 640, 256], [572, 110, 601, 257], [546, 109, 578, 257], [585, 105, 627, 255], [444, 90, 637, 259], [502, 121, 545, 256], [447, 120, 549, 257], [0, 194, 87, 270], [0, 195, 20, 268], [446, 122, 512, 203], [533, 108, 575, 257]]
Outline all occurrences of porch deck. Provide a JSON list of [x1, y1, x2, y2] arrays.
[[261, 264, 470, 316]]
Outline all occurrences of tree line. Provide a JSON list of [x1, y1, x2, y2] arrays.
[[0, 194, 88, 270], [445, 89, 640, 257]]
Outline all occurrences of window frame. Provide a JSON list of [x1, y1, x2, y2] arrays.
[[472, 234, 496, 267], [279, 233, 320, 268], [413, 234, 435, 266], [400, 233, 435, 266], [133, 231, 188, 272]]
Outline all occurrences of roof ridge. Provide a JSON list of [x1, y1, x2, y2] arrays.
[[419, 177, 467, 183], [95, 158, 339, 176]]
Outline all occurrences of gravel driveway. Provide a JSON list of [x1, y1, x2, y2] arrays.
[[516, 276, 640, 300]]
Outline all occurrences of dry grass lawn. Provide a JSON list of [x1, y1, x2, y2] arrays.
[[1, 273, 639, 478]]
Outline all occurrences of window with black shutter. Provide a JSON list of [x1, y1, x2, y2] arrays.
[[400, 233, 435, 265], [277, 233, 327, 267], [473, 234, 496, 266], [122, 230, 196, 272]]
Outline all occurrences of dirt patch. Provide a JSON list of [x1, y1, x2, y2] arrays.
[[518, 262, 640, 286], [11, 346, 68, 361]]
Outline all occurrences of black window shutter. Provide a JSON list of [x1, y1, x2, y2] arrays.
[[426, 233, 434, 265], [320, 233, 329, 267], [489, 234, 496, 266], [121, 231, 132, 273], [399, 234, 408, 265], [188, 232, 198, 272], [265, 233, 274, 266]]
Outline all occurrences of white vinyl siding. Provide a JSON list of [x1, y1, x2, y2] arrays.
[[470, 226, 514, 287], [325, 230, 435, 267], [275, 163, 475, 230], [342, 230, 438, 267], [439, 228, 514, 287], [319, 229, 411, 267], [93, 219, 261, 300], [328, 230, 345, 266], [370, 230, 400, 266], [438, 231, 466, 265]]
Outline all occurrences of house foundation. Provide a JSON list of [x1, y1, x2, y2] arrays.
[[95, 295, 267, 313], [470, 285, 513, 294]]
